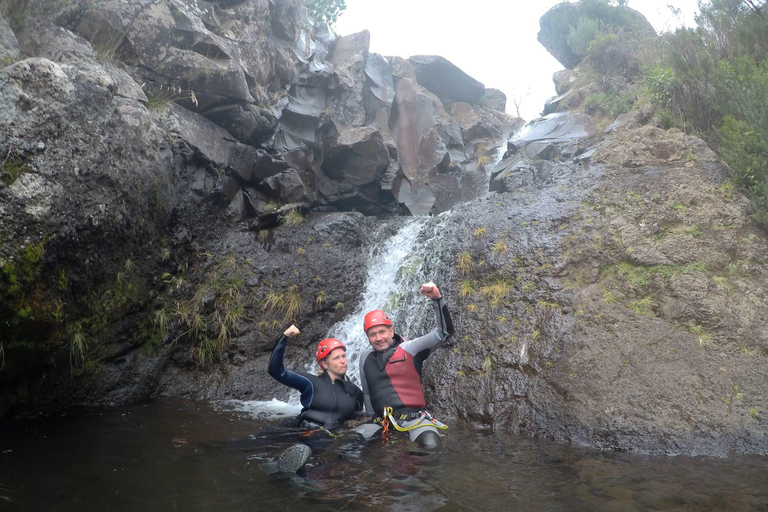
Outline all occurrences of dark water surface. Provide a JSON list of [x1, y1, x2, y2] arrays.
[[1, 399, 767, 511]]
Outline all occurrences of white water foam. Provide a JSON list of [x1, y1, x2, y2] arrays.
[[221, 398, 301, 420]]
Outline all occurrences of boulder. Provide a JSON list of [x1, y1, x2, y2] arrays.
[[480, 88, 506, 111], [260, 169, 311, 204], [538, 2, 655, 69], [595, 124, 718, 167], [409, 55, 485, 104], [202, 103, 277, 147], [321, 125, 390, 187]]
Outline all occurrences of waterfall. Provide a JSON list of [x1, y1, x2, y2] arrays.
[[323, 214, 451, 386], [230, 212, 453, 416]]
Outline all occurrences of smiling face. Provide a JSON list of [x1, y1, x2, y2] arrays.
[[366, 324, 395, 352], [320, 347, 348, 379]]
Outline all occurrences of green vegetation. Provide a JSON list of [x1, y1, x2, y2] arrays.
[[0, 0, 30, 32], [456, 252, 473, 276], [473, 227, 487, 237], [153, 254, 246, 366], [561, 0, 768, 228], [688, 324, 712, 346], [603, 260, 708, 288], [144, 85, 199, 111], [305, 0, 346, 25], [0, 152, 28, 186], [280, 209, 304, 227]]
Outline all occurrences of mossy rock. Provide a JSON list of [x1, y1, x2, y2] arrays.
[[538, 0, 655, 69]]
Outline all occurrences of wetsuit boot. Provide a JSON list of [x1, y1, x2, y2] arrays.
[[261, 443, 312, 474], [277, 443, 312, 472], [415, 430, 441, 449]]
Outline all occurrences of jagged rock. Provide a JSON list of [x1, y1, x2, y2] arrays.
[[203, 103, 277, 147], [163, 104, 261, 184], [273, 84, 327, 151], [538, 2, 655, 69], [321, 125, 390, 187], [0, 13, 21, 62], [409, 55, 485, 104], [327, 30, 370, 126], [514, 112, 598, 144], [480, 88, 506, 111], [269, 0, 301, 43], [260, 169, 311, 204], [364, 52, 395, 136], [389, 77, 467, 214]]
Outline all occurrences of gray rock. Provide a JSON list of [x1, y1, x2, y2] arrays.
[[0, 12, 21, 63], [480, 88, 506, 111], [409, 55, 485, 104]]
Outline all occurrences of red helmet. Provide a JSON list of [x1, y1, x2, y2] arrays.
[[316, 338, 345, 363], [363, 310, 392, 332]]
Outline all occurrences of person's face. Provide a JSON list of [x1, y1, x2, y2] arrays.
[[366, 325, 394, 352], [321, 347, 347, 378]]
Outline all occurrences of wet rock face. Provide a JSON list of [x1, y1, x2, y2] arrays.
[[421, 121, 768, 456], [0, 57, 179, 405]]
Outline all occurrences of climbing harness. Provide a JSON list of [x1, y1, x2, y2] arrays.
[[299, 426, 341, 439], [374, 406, 449, 442], [380, 416, 392, 444]]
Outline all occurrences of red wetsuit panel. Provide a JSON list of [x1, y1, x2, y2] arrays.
[[385, 346, 426, 409]]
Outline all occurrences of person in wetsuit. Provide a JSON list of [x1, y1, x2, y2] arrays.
[[268, 325, 364, 430], [264, 325, 364, 473], [358, 281, 454, 448]]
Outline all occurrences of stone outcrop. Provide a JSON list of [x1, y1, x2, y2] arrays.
[[538, 2, 656, 69]]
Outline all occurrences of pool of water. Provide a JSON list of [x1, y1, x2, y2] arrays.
[[2, 399, 767, 511]]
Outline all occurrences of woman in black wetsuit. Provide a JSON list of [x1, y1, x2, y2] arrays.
[[268, 325, 364, 430]]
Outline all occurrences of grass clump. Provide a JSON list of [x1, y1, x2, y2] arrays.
[[688, 324, 711, 347], [281, 209, 304, 227], [0, 152, 28, 186], [456, 252, 473, 276]]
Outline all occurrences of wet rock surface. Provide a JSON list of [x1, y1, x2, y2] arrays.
[[2, 0, 766, 459], [421, 119, 768, 456]]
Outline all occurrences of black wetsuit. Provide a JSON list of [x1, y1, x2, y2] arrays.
[[359, 297, 454, 417], [268, 334, 364, 430]]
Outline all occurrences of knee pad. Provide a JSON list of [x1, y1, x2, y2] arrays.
[[415, 429, 441, 449]]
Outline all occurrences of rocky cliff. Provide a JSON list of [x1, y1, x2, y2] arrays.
[[1, 0, 766, 457], [0, 0, 519, 416]]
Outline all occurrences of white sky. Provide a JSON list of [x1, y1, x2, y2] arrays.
[[334, 0, 701, 120]]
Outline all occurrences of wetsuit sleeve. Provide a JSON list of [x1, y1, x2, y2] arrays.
[[401, 296, 454, 357], [359, 349, 374, 414], [267, 334, 313, 395]]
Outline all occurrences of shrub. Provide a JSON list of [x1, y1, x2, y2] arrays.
[[567, 16, 602, 59], [305, 0, 346, 25]]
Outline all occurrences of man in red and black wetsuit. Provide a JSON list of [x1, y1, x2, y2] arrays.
[[358, 282, 454, 447]]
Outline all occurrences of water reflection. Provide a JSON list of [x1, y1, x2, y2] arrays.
[[1, 399, 767, 511]]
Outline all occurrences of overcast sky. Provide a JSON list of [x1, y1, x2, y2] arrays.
[[334, 0, 701, 120]]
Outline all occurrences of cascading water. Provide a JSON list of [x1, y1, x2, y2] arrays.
[[228, 212, 453, 416], [323, 212, 452, 386]]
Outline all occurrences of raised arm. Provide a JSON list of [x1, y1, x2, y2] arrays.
[[401, 282, 454, 356], [267, 325, 312, 394]]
